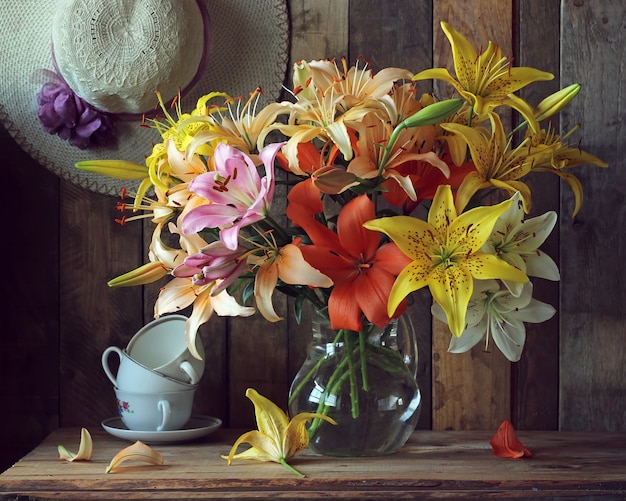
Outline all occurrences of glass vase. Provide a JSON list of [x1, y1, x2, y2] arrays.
[[288, 307, 421, 456]]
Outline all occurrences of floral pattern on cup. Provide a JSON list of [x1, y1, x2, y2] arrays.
[[117, 399, 134, 415]]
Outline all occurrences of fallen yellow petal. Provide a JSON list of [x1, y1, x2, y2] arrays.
[[106, 440, 164, 473], [58, 427, 93, 462]]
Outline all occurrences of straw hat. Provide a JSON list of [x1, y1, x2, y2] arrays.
[[0, 0, 290, 195]]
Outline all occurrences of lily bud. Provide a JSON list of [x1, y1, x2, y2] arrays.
[[76, 159, 149, 180], [534, 83, 581, 121], [400, 98, 464, 129], [107, 262, 169, 287], [380, 98, 463, 172]]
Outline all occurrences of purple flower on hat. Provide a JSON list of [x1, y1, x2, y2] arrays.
[[37, 72, 117, 149]]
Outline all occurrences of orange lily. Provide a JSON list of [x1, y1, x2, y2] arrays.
[[381, 153, 476, 213], [288, 189, 411, 331]]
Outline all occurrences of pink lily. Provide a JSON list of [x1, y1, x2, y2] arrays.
[[182, 142, 284, 249], [172, 241, 248, 294]]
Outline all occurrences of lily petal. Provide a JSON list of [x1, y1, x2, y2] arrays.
[[490, 420, 532, 459], [58, 427, 93, 462], [105, 440, 164, 473]]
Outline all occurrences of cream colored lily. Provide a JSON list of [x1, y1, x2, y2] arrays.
[[223, 388, 337, 478], [301, 57, 413, 111], [249, 240, 333, 322], [275, 85, 354, 175], [184, 88, 289, 155], [106, 221, 192, 287], [105, 440, 163, 474], [413, 22, 553, 130], [155, 277, 255, 360], [58, 428, 92, 462], [364, 185, 528, 337]]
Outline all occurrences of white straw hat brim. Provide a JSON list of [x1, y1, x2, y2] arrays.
[[0, 0, 289, 196]]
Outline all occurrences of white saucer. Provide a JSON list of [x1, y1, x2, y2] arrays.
[[101, 415, 222, 444]]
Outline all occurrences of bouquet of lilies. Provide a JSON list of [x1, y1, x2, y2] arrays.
[[79, 21, 607, 367]]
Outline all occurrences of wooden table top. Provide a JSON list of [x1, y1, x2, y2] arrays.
[[1, 428, 625, 500]]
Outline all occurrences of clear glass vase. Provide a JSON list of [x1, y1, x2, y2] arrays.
[[288, 307, 421, 456]]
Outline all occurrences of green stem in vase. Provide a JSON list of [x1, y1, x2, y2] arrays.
[[288, 329, 344, 406], [343, 331, 359, 419], [358, 329, 369, 392], [308, 330, 371, 435]]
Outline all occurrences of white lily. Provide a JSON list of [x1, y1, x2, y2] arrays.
[[432, 279, 556, 362], [482, 192, 560, 297]]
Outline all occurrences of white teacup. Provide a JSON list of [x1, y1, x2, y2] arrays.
[[115, 387, 196, 431], [126, 315, 205, 384], [102, 346, 195, 392]]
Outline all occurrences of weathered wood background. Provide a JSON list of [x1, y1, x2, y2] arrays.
[[2, 0, 624, 472]]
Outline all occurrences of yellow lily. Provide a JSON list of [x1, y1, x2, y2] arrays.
[[440, 112, 540, 213], [223, 388, 337, 478], [143, 92, 226, 193], [526, 126, 608, 216], [364, 185, 528, 337], [58, 427, 92, 462], [105, 440, 164, 474], [414, 21, 553, 130]]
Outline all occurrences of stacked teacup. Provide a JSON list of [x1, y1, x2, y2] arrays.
[[102, 315, 204, 432]]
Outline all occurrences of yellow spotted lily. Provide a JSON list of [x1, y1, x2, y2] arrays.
[[440, 112, 540, 214], [223, 388, 336, 478], [364, 185, 529, 337], [414, 21, 553, 130]]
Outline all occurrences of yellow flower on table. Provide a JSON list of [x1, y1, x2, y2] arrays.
[[223, 388, 336, 478]]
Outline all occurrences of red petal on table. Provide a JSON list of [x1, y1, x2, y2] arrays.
[[490, 420, 533, 458]]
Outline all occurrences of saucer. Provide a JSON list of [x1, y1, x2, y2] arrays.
[[101, 415, 222, 444]]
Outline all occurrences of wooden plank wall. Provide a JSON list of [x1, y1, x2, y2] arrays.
[[2, 0, 624, 473]]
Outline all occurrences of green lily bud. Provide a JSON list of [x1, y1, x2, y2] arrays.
[[75, 159, 149, 180], [108, 262, 168, 287], [534, 83, 581, 121], [379, 98, 463, 173], [400, 98, 464, 129]]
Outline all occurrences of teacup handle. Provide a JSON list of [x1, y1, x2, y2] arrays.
[[179, 361, 200, 384], [101, 346, 123, 387], [157, 400, 172, 432]]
